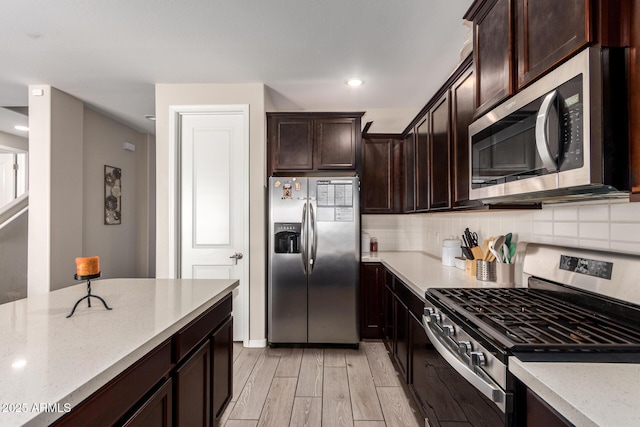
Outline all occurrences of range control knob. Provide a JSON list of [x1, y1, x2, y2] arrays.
[[458, 341, 472, 354], [424, 307, 434, 317], [442, 325, 454, 337], [470, 352, 486, 367], [429, 313, 441, 324]]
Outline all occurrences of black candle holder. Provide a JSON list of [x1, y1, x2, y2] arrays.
[[66, 272, 112, 318]]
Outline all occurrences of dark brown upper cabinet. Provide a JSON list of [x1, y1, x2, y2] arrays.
[[516, 0, 591, 89], [393, 54, 486, 214], [465, 0, 513, 115], [465, 0, 607, 114], [403, 130, 416, 212], [415, 116, 430, 211], [315, 118, 358, 169], [361, 135, 403, 213], [429, 93, 452, 211], [269, 116, 314, 172], [451, 64, 482, 209], [267, 112, 363, 176]]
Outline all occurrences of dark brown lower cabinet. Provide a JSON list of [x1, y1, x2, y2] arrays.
[[123, 379, 173, 427], [394, 292, 409, 382], [211, 317, 233, 420], [175, 340, 211, 426], [525, 388, 572, 427], [360, 263, 385, 339], [52, 340, 174, 427], [383, 283, 395, 353], [381, 268, 504, 427]]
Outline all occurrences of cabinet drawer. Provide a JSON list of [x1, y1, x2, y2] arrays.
[[174, 294, 232, 362], [53, 340, 173, 427], [122, 378, 173, 427], [395, 280, 425, 320]]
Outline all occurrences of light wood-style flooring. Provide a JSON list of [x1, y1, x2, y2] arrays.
[[220, 341, 422, 427]]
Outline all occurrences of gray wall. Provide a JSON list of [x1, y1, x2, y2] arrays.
[[82, 108, 154, 279], [27, 85, 155, 297]]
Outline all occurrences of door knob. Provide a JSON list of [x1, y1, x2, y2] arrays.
[[230, 252, 243, 264]]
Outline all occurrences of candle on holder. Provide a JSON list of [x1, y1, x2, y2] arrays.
[[75, 256, 100, 277]]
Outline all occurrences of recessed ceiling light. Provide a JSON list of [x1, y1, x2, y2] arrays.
[[14, 125, 29, 132], [346, 79, 363, 87], [144, 115, 156, 121]]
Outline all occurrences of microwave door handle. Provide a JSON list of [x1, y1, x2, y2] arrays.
[[309, 203, 317, 273], [301, 202, 308, 274], [535, 90, 559, 172]]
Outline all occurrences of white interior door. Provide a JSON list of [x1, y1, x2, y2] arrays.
[[179, 108, 248, 342]]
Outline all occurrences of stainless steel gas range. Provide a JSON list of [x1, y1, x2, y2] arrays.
[[420, 244, 640, 427]]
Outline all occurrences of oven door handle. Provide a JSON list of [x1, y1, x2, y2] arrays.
[[422, 315, 507, 407]]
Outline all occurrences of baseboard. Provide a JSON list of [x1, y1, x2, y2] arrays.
[[245, 338, 267, 348]]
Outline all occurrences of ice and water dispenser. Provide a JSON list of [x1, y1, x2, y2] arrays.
[[274, 223, 301, 254]]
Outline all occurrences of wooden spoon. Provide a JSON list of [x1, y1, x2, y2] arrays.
[[482, 237, 494, 261]]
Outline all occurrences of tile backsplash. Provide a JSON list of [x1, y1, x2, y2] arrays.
[[362, 200, 640, 257]]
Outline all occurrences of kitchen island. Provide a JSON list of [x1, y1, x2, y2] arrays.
[[0, 278, 238, 427]]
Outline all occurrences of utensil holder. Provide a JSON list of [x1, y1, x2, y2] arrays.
[[476, 260, 496, 282], [496, 262, 515, 287]]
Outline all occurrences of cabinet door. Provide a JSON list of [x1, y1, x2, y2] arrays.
[[122, 379, 173, 427], [429, 93, 452, 210], [315, 118, 358, 169], [452, 67, 482, 209], [362, 138, 395, 213], [270, 117, 314, 172], [394, 294, 409, 382], [51, 340, 173, 427], [474, 0, 513, 114], [383, 283, 395, 353], [175, 340, 210, 427], [211, 317, 233, 421], [415, 117, 430, 211], [360, 263, 385, 339], [526, 388, 572, 427], [403, 131, 416, 212], [516, 0, 590, 89]]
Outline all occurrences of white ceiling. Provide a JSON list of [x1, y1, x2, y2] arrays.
[[0, 0, 472, 136]]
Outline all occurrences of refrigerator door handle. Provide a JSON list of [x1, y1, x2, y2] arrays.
[[301, 202, 308, 274], [309, 203, 317, 273]]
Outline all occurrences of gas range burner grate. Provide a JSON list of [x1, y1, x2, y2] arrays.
[[433, 288, 640, 350]]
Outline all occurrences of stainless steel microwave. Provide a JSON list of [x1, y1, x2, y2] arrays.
[[468, 47, 629, 203]]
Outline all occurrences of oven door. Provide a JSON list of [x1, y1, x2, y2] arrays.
[[410, 310, 509, 427]]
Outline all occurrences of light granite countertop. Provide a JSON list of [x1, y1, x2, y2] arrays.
[[362, 251, 640, 426], [362, 251, 513, 301], [510, 357, 640, 427], [0, 278, 238, 427]]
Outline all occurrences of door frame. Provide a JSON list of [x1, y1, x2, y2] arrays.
[[168, 104, 250, 345]]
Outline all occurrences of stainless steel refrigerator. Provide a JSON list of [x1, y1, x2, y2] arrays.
[[268, 176, 359, 345]]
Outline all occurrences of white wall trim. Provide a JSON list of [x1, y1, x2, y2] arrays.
[[168, 104, 251, 346], [245, 339, 267, 348]]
